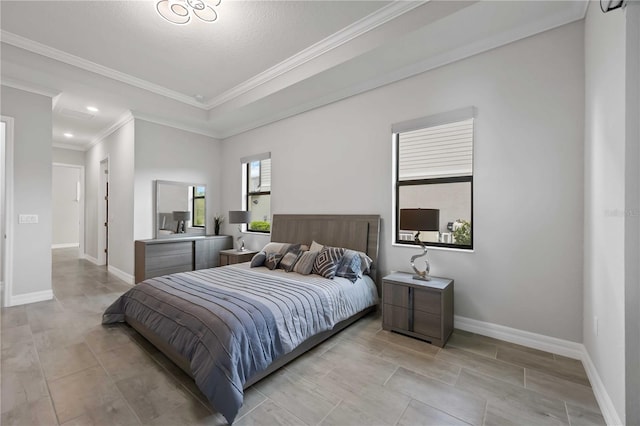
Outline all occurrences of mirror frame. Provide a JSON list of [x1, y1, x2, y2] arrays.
[[155, 180, 207, 239]]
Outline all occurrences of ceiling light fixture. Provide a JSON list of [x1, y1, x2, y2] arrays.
[[86, 106, 99, 113], [156, 0, 220, 25], [64, 133, 74, 138]]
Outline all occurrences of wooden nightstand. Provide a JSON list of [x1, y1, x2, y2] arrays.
[[382, 272, 454, 347], [219, 249, 258, 266]]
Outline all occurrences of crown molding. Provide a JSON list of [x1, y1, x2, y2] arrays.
[[87, 111, 134, 151], [52, 142, 86, 152], [1, 30, 204, 109], [131, 111, 222, 139], [0, 77, 60, 98], [204, 1, 426, 109]]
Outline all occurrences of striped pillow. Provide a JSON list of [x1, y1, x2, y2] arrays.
[[312, 246, 345, 279], [293, 251, 318, 275]]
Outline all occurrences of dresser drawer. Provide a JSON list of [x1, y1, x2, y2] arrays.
[[383, 304, 409, 330], [413, 287, 441, 315], [146, 241, 192, 256]]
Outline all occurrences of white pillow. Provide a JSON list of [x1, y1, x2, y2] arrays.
[[309, 241, 324, 253]]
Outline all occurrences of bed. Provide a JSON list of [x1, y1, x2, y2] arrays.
[[103, 214, 381, 424]]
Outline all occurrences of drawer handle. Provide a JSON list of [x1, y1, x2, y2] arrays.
[[408, 287, 414, 331]]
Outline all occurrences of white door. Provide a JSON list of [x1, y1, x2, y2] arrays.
[[52, 165, 81, 250]]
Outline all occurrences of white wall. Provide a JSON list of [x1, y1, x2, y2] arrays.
[[52, 165, 80, 246], [53, 147, 85, 166], [220, 22, 585, 342], [133, 119, 222, 240], [85, 119, 135, 276], [583, 4, 626, 423], [0, 86, 52, 302]]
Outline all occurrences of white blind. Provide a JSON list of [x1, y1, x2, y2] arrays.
[[260, 159, 271, 191], [398, 118, 473, 180]]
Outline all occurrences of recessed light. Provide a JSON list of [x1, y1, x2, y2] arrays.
[[64, 133, 74, 138], [86, 106, 99, 113]]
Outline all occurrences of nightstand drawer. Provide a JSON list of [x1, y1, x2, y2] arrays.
[[383, 304, 409, 330], [413, 287, 441, 315], [414, 310, 441, 339], [383, 283, 409, 308]]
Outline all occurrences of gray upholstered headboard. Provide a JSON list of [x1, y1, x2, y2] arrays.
[[270, 214, 381, 288]]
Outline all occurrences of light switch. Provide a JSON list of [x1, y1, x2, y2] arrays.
[[18, 214, 38, 224]]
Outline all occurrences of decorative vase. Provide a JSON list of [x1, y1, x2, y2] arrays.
[[214, 223, 220, 235]]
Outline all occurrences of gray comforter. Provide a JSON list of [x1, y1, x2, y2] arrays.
[[102, 265, 377, 424]]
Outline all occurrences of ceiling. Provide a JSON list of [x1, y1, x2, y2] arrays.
[[0, 0, 588, 150]]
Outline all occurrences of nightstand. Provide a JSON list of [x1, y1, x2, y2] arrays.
[[382, 272, 454, 347], [219, 249, 258, 266]]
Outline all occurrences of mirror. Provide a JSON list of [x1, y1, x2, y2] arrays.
[[155, 180, 206, 239]]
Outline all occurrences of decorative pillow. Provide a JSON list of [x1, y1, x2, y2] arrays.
[[250, 251, 267, 268], [261, 242, 289, 255], [309, 241, 324, 253], [293, 251, 319, 275], [312, 246, 345, 279], [279, 251, 301, 272], [358, 252, 374, 275], [264, 253, 283, 270], [335, 250, 363, 283]]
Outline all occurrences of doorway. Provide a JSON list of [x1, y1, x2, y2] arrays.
[[1, 116, 14, 307], [52, 163, 85, 258]]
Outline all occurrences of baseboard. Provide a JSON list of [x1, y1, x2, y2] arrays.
[[82, 254, 101, 265], [580, 348, 623, 426], [8, 289, 54, 306], [52, 243, 79, 249], [454, 315, 583, 360], [107, 265, 134, 285], [454, 315, 622, 425]]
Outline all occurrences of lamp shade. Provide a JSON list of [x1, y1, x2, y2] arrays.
[[400, 208, 440, 232], [172, 211, 191, 221], [228, 210, 251, 224]]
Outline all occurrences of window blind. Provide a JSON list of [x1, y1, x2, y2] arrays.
[[398, 118, 473, 180], [260, 159, 271, 191]]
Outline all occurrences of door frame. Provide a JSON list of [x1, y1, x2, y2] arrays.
[[1, 116, 15, 307], [52, 163, 85, 257], [97, 157, 109, 265]]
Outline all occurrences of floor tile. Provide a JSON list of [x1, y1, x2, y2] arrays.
[[39, 342, 99, 381], [1, 324, 33, 348], [83, 324, 134, 354], [319, 399, 392, 426], [254, 369, 341, 425], [1, 368, 49, 414], [456, 368, 569, 425], [525, 368, 599, 413], [58, 397, 140, 426], [436, 345, 525, 386], [447, 331, 498, 358], [496, 346, 590, 387], [373, 329, 440, 356], [48, 365, 122, 424], [378, 342, 460, 385], [0, 396, 58, 426], [385, 366, 486, 425], [235, 398, 306, 426], [1, 306, 28, 329], [147, 399, 223, 426], [115, 368, 193, 423], [397, 399, 472, 426], [566, 402, 607, 426]]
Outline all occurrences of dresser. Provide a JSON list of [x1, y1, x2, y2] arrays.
[[382, 272, 454, 347], [134, 235, 232, 283]]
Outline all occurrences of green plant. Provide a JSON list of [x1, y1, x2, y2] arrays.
[[452, 220, 471, 246], [249, 221, 271, 232]]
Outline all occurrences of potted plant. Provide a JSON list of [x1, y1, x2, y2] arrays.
[[213, 214, 224, 236], [452, 219, 471, 245]]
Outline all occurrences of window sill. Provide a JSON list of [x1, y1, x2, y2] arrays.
[[242, 230, 271, 236], [392, 243, 475, 253]]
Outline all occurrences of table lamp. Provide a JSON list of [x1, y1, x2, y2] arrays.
[[172, 211, 191, 234], [228, 210, 251, 251]]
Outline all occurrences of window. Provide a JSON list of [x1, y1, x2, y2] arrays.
[[393, 107, 475, 249], [242, 153, 271, 232], [191, 186, 205, 227]]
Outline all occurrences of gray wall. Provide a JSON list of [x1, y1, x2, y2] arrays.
[[0, 86, 52, 299], [220, 22, 585, 343], [133, 119, 222, 241], [85, 119, 135, 275]]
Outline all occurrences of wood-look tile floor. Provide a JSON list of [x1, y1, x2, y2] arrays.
[[1, 249, 606, 426]]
